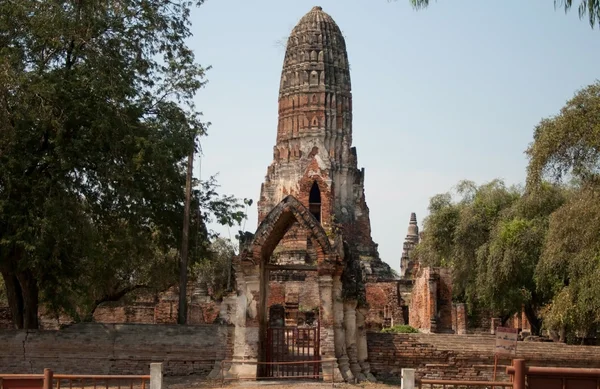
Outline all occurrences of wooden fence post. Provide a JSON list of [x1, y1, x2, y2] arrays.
[[43, 369, 53, 389], [512, 359, 526, 389]]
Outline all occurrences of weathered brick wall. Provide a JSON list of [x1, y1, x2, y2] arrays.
[[409, 268, 430, 330], [0, 323, 233, 376], [1, 288, 220, 330], [409, 267, 453, 333], [367, 333, 600, 381], [365, 281, 405, 330], [93, 305, 156, 324], [267, 274, 320, 309]]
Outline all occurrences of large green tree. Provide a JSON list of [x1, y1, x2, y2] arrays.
[[526, 81, 600, 341], [0, 0, 244, 329], [416, 180, 566, 335], [416, 180, 520, 308], [536, 186, 600, 342], [476, 183, 567, 334], [406, 0, 600, 29]]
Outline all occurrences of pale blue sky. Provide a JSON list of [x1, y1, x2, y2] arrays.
[[189, 0, 600, 272]]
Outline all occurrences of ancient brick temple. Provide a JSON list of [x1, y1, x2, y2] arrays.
[[226, 6, 393, 382]]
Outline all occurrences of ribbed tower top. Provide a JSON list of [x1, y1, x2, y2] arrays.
[[276, 7, 353, 147], [278, 6, 351, 98]]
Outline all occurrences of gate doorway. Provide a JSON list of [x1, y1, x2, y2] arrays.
[[265, 304, 321, 379], [265, 325, 320, 378]]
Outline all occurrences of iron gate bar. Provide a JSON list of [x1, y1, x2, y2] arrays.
[[218, 358, 337, 388], [266, 326, 320, 379]]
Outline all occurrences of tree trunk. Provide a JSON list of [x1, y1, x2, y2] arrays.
[[16, 270, 39, 329], [178, 149, 193, 325], [523, 303, 541, 336], [0, 270, 24, 329]]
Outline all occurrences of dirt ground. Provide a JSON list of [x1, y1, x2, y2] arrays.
[[164, 376, 401, 389]]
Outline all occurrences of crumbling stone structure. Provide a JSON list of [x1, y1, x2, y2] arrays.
[[400, 212, 420, 278], [225, 6, 391, 382]]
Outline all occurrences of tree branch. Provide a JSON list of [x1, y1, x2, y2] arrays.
[[88, 284, 151, 319]]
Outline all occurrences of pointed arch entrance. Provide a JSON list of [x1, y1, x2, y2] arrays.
[[230, 195, 342, 380]]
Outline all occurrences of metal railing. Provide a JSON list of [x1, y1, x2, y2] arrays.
[[54, 374, 150, 389], [218, 358, 337, 387], [1, 369, 152, 389], [418, 379, 514, 389]]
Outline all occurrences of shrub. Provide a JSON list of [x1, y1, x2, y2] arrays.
[[381, 325, 419, 334]]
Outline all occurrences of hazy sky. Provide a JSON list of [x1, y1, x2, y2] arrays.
[[188, 0, 600, 272]]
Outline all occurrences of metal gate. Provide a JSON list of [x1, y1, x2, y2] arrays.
[[265, 326, 320, 378]]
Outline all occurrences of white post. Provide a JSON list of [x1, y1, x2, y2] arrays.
[[401, 368, 415, 389], [150, 363, 163, 389]]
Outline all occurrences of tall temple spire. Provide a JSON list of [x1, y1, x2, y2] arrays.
[[400, 213, 420, 278], [257, 6, 392, 278]]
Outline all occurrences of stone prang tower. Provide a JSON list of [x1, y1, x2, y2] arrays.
[[257, 6, 391, 278]]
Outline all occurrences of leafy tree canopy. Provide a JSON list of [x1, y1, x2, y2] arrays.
[[405, 0, 600, 29], [0, 0, 245, 329], [527, 81, 600, 188], [537, 187, 600, 341]]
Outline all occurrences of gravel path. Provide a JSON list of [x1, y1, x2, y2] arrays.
[[164, 376, 400, 389]]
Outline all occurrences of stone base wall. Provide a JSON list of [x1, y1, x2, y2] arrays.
[[0, 323, 233, 376], [367, 333, 600, 381]]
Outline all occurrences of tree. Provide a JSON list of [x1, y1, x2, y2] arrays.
[[405, 0, 600, 29], [476, 183, 567, 334], [193, 237, 237, 302], [527, 81, 600, 188], [525, 81, 600, 342], [0, 0, 244, 329], [416, 180, 521, 309], [536, 186, 600, 342]]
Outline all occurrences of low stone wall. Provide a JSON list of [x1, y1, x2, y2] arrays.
[[367, 332, 600, 381], [0, 323, 233, 376]]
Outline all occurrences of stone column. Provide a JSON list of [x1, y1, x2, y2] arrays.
[[228, 273, 249, 378], [428, 276, 438, 333], [150, 363, 163, 389], [319, 275, 343, 382], [356, 306, 376, 382], [451, 304, 457, 333], [228, 272, 260, 379], [332, 276, 353, 382], [344, 299, 364, 381], [456, 303, 467, 335], [401, 368, 415, 389]]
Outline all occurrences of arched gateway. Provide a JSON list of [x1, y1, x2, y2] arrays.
[[228, 195, 343, 379]]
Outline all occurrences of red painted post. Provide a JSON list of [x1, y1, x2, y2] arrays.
[[43, 369, 53, 389], [512, 359, 526, 389]]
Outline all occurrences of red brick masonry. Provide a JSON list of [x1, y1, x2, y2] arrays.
[[367, 332, 600, 381]]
